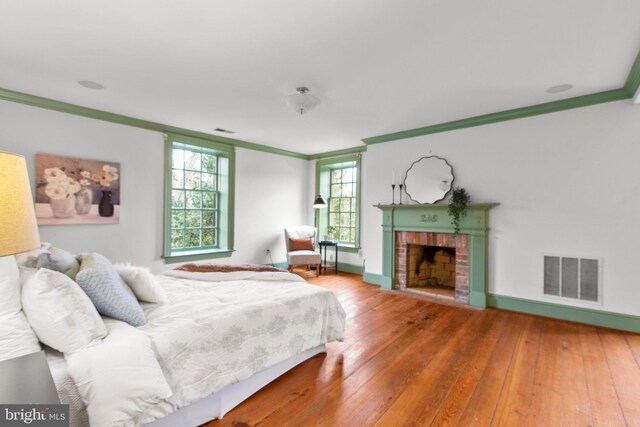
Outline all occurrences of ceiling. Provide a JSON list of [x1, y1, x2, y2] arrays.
[[1, 1, 639, 155]]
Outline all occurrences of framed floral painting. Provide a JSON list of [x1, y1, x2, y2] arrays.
[[34, 153, 121, 225]]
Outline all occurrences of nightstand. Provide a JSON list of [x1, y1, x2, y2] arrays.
[[319, 240, 338, 275], [0, 351, 60, 404]]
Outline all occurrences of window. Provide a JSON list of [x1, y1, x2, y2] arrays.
[[316, 154, 361, 250], [164, 134, 234, 261]]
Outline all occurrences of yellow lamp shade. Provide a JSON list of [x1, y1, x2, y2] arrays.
[[0, 152, 40, 256]]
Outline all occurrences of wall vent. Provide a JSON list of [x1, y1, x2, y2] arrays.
[[543, 255, 600, 302]]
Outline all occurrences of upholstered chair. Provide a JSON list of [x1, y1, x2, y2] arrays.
[[284, 226, 321, 276]]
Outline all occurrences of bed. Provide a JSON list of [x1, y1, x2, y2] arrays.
[[46, 269, 346, 427]]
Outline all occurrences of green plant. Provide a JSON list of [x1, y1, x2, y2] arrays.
[[326, 225, 338, 240], [448, 187, 471, 236]]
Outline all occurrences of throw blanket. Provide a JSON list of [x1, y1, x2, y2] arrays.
[[175, 263, 288, 273]]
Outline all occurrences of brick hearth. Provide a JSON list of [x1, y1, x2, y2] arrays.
[[395, 231, 470, 303]]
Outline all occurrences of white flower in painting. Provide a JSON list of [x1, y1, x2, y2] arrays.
[[45, 183, 69, 200], [102, 165, 118, 175], [92, 165, 119, 187], [65, 178, 81, 194], [44, 167, 67, 183], [79, 178, 91, 187], [80, 170, 91, 179]]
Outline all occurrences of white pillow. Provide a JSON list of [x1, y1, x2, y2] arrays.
[[0, 257, 40, 361], [21, 268, 107, 354], [65, 319, 173, 427], [115, 264, 169, 304]]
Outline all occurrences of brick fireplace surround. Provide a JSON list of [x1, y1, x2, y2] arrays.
[[375, 203, 496, 308], [395, 231, 470, 303]]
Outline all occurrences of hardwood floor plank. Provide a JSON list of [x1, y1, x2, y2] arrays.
[[599, 329, 640, 425], [579, 325, 627, 427], [203, 274, 640, 427]]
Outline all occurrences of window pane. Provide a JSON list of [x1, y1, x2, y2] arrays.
[[172, 149, 184, 169], [185, 210, 201, 228], [201, 173, 215, 191], [340, 228, 350, 242], [171, 230, 184, 249], [184, 171, 201, 190], [202, 154, 215, 173], [331, 184, 342, 197], [184, 151, 201, 171], [202, 211, 214, 227], [202, 228, 214, 246], [185, 229, 201, 248], [329, 213, 336, 227], [331, 169, 341, 182], [342, 183, 354, 197], [186, 191, 202, 208], [340, 213, 351, 227], [342, 168, 353, 182], [172, 169, 184, 189], [171, 190, 185, 208], [202, 191, 215, 209], [171, 210, 185, 228]]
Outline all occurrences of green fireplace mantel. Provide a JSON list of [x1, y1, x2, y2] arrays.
[[375, 203, 498, 308]]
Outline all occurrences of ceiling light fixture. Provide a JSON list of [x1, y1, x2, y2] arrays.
[[285, 87, 320, 115], [546, 84, 573, 94], [78, 80, 105, 90]]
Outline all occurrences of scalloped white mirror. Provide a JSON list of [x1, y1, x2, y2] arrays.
[[404, 156, 454, 204]]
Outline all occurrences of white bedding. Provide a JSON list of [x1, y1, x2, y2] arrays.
[[48, 270, 346, 426]]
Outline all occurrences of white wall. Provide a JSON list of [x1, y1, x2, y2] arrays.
[[0, 100, 309, 272], [362, 100, 640, 316]]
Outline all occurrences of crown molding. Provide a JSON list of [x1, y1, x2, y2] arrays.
[[362, 88, 631, 145]]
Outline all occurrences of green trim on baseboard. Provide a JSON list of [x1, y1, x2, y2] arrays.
[[0, 86, 309, 160], [624, 49, 640, 96], [307, 145, 367, 160], [363, 272, 393, 289], [363, 89, 631, 145], [487, 294, 640, 333], [337, 262, 364, 275]]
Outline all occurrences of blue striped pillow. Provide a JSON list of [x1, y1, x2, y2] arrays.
[[75, 253, 146, 327]]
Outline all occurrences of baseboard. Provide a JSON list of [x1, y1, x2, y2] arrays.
[[271, 262, 288, 269], [363, 272, 392, 289], [337, 262, 364, 275], [487, 294, 640, 333]]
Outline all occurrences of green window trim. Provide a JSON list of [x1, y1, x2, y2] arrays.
[[163, 133, 235, 261], [315, 154, 361, 249]]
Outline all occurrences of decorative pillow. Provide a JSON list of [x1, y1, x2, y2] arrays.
[[15, 243, 80, 279], [21, 268, 107, 354], [114, 264, 169, 304], [0, 258, 41, 362], [76, 253, 146, 327], [289, 238, 314, 252]]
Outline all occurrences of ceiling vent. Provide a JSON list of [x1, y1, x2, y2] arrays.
[[214, 128, 235, 134]]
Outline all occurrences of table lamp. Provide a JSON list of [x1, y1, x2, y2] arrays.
[[0, 152, 41, 270]]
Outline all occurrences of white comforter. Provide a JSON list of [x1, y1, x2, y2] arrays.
[[55, 271, 346, 426]]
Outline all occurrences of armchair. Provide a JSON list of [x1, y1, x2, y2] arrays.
[[284, 226, 321, 276]]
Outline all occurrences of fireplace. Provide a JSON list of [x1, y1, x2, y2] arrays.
[[396, 231, 469, 303], [374, 203, 496, 308], [407, 245, 456, 289]]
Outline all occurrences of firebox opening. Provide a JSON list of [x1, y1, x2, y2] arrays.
[[407, 245, 456, 299]]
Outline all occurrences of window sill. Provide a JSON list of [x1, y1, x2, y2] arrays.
[[337, 245, 361, 254], [163, 249, 234, 263]]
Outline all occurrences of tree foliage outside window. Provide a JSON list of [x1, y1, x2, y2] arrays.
[[328, 166, 357, 245], [170, 143, 219, 250]]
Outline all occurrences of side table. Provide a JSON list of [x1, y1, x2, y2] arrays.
[[319, 240, 338, 275]]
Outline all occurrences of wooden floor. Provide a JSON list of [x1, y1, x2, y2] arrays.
[[206, 272, 640, 427]]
